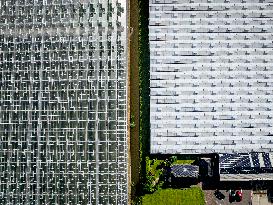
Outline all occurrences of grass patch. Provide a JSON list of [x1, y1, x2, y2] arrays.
[[176, 160, 195, 165], [149, 159, 194, 179], [141, 187, 205, 205], [142, 157, 197, 194]]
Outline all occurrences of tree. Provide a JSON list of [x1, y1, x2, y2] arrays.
[[169, 156, 177, 164]]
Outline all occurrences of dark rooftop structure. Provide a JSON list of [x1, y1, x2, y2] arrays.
[[171, 165, 199, 178], [219, 153, 273, 181]]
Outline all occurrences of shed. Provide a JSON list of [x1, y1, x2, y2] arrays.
[[171, 165, 199, 178]]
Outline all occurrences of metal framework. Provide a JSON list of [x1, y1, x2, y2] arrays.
[[149, 0, 273, 154], [0, 0, 128, 204]]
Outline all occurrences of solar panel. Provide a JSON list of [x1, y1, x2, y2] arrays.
[[251, 153, 260, 168], [171, 165, 199, 178], [263, 153, 272, 168], [236, 156, 251, 168]]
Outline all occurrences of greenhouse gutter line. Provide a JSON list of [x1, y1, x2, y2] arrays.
[[94, 8, 100, 203], [94, 86, 100, 205], [91, 1, 100, 203]]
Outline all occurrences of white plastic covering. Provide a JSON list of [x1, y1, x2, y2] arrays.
[[150, 0, 273, 154]]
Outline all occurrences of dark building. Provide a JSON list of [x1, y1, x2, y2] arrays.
[[170, 164, 199, 186], [219, 153, 273, 181]]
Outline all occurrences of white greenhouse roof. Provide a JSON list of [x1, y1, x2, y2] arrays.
[[149, 0, 273, 154]]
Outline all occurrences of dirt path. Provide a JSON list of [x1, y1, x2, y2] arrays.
[[129, 0, 140, 201]]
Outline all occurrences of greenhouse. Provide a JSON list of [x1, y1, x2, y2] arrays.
[[0, 1, 128, 204], [149, 0, 273, 154]]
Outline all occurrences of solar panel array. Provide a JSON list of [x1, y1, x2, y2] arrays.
[[149, 0, 273, 154], [219, 153, 273, 175], [0, 0, 128, 204], [171, 164, 199, 178]]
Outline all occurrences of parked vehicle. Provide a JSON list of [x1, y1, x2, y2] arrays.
[[229, 189, 242, 202], [214, 190, 225, 200], [236, 190, 242, 202], [229, 190, 236, 202]]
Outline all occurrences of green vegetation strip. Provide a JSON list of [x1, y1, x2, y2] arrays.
[[141, 187, 205, 205], [139, 0, 150, 194], [139, 0, 150, 157]]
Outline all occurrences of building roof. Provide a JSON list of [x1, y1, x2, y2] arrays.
[[149, 0, 273, 154], [220, 173, 273, 181], [0, 1, 128, 204], [219, 152, 273, 180], [220, 152, 273, 171], [171, 165, 199, 178]]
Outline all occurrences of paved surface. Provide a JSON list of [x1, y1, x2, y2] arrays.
[[204, 190, 218, 205], [252, 194, 273, 205], [205, 189, 252, 205]]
